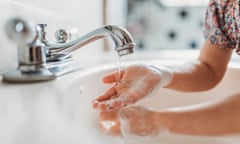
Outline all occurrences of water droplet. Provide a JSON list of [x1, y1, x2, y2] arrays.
[[79, 85, 84, 94]]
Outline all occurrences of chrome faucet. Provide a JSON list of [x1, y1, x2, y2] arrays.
[[2, 17, 135, 83]]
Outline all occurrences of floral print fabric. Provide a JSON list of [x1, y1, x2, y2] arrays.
[[203, 0, 240, 54]]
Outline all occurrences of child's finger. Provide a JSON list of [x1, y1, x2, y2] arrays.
[[102, 70, 124, 83]]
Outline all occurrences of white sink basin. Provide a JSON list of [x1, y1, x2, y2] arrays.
[[59, 62, 240, 144], [1, 58, 240, 144]]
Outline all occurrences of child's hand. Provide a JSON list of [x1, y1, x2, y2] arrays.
[[99, 106, 162, 139], [99, 110, 121, 135], [119, 106, 162, 139], [92, 64, 162, 111]]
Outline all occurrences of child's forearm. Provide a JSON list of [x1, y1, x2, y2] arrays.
[[165, 60, 224, 92], [156, 93, 240, 136], [165, 40, 232, 92]]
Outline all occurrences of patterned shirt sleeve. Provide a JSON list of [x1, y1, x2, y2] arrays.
[[203, 0, 237, 49]]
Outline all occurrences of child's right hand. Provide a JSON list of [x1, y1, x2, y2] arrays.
[[92, 64, 162, 111]]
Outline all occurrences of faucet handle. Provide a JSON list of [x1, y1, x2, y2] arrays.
[[55, 29, 69, 43], [55, 28, 79, 43], [5, 17, 37, 44]]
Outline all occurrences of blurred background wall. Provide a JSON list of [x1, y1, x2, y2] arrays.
[[0, 0, 103, 71], [124, 0, 208, 51], [0, 0, 209, 71]]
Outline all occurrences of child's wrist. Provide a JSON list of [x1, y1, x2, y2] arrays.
[[150, 65, 174, 87]]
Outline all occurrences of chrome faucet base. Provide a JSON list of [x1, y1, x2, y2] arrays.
[[2, 69, 56, 83], [2, 60, 83, 83], [47, 59, 84, 76]]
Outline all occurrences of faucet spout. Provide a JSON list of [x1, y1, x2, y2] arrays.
[[47, 25, 135, 59]]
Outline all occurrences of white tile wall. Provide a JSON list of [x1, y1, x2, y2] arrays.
[[126, 1, 207, 50], [144, 5, 206, 50], [107, 0, 127, 26], [0, 0, 103, 71]]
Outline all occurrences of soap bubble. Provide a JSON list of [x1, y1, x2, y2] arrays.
[[118, 106, 165, 142]]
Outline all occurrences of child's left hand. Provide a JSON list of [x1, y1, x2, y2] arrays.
[[99, 106, 163, 138]]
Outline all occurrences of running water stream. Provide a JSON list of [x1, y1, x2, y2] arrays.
[[117, 56, 122, 82]]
